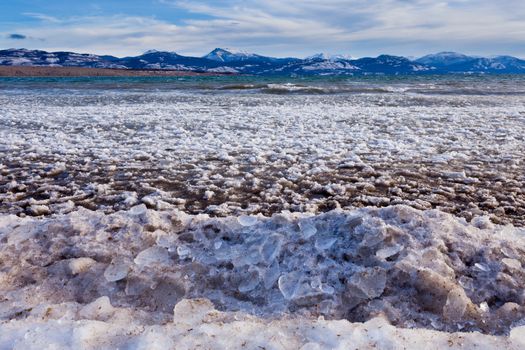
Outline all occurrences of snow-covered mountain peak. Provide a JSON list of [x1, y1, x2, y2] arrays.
[[306, 53, 353, 61], [204, 48, 258, 62], [142, 50, 179, 56]]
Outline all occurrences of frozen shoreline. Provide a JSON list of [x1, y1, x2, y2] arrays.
[[2, 204, 525, 349], [1, 87, 524, 226], [2, 299, 525, 349]]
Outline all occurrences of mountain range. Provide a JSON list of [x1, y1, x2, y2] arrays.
[[1, 48, 525, 75]]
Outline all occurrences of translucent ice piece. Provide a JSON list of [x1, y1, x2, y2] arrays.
[[278, 271, 302, 300], [261, 234, 283, 262], [104, 258, 130, 282], [298, 220, 317, 239], [376, 244, 403, 260], [134, 246, 170, 267], [263, 261, 280, 289], [347, 267, 386, 299], [177, 245, 192, 259], [315, 237, 337, 250], [238, 268, 260, 293], [238, 215, 258, 226]]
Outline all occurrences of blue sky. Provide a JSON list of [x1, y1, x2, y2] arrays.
[[1, 0, 525, 58]]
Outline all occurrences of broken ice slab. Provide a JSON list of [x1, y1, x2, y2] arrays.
[[314, 237, 337, 250], [262, 261, 280, 289], [278, 271, 303, 300], [347, 267, 387, 299], [502, 258, 522, 270], [375, 244, 403, 260], [134, 246, 170, 267], [104, 258, 130, 282], [298, 220, 317, 239], [238, 215, 258, 226], [238, 267, 261, 293], [261, 234, 283, 262], [177, 245, 192, 259]]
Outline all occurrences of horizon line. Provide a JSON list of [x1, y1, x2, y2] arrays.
[[2, 47, 525, 61]]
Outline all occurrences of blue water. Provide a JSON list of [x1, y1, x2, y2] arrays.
[[1, 74, 525, 96]]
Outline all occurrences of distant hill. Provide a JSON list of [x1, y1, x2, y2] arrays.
[[2, 48, 525, 75], [415, 52, 525, 73]]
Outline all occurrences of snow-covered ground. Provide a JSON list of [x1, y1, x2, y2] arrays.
[[1, 77, 525, 348]]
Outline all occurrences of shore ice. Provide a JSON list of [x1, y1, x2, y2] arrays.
[[1, 204, 525, 348], [1, 90, 524, 225]]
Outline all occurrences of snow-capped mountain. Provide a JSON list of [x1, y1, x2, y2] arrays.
[[2, 48, 525, 75], [354, 55, 432, 74], [305, 53, 354, 61], [415, 52, 525, 73], [416, 52, 475, 67], [204, 48, 261, 62], [0, 48, 123, 68], [117, 50, 219, 71]]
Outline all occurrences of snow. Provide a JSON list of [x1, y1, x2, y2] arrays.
[[301, 61, 359, 71], [1, 205, 525, 348], [1, 307, 523, 349], [207, 66, 239, 73], [204, 48, 259, 62], [306, 53, 354, 60]]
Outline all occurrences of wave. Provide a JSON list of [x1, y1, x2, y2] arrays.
[[216, 82, 415, 95]]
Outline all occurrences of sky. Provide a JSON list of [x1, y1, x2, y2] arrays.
[[1, 0, 525, 58]]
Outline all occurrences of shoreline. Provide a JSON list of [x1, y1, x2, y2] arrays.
[[0, 66, 234, 77]]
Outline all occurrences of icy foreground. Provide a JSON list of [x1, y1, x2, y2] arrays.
[[1, 87, 525, 226], [1, 204, 525, 348]]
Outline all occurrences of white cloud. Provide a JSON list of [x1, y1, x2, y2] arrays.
[[22, 12, 62, 24], [1, 1, 525, 57]]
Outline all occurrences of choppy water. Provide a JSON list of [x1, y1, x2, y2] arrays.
[[1, 74, 525, 97]]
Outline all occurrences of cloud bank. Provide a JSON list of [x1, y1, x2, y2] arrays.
[[1, 0, 524, 57]]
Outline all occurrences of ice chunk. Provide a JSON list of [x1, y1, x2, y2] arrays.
[[104, 258, 130, 282], [442, 287, 469, 322], [278, 271, 302, 300], [69, 257, 96, 275], [309, 276, 335, 296], [347, 267, 386, 299], [78, 296, 115, 321], [474, 263, 489, 272], [173, 298, 215, 326], [134, 246, 170, 267], [203, 190, 215, 200], [376, 244, 403, 260], [177, 245, 192, 259], [233, 246, 262, 267], [238, 267, 260, 293], [314, 237, 337, 250], [502, 258, 522, 270], [261, 234, 283, 262], [480, 302, 490, 313], [298, 220, 317, 239], [263, 261, 280, 289], [129, 204, 148, 216], [238, 215, 258, 226], [27, 204, 51, 216]]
